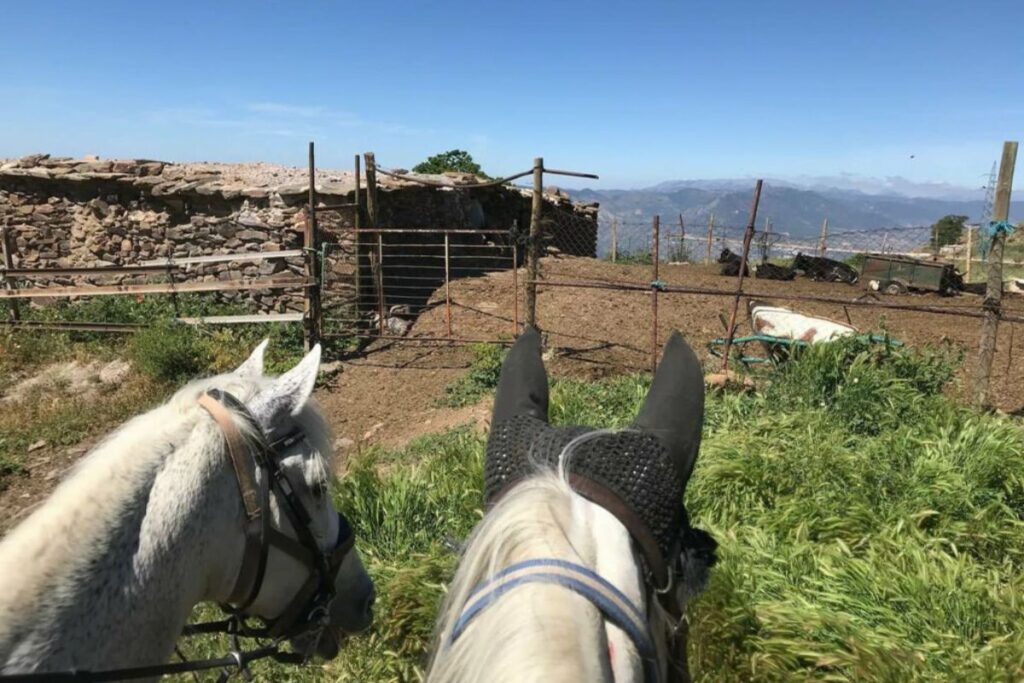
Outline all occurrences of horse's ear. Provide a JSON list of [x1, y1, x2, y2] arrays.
[[236, 338, 269, 377], [249, 344, 321, 426], [491, 326, 549, 424], [632, 331, 704, 485]]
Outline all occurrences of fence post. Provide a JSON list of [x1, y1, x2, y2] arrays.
[[965, 225, 973, 283], [512, 242, 519, 335], [651, 216, 660, 374], [525, 157, 543, 328], [364, 152, 378, 229], [720, 180, 764, 372], [1, 225, 19, 322], [444, 231, 452, 338], [611, 216, 618, 263], [364, 152, 383, 336], [304, 141, 322, 350], [353, 154, 362, 326], [677, 213, 685, 262], [818, 218, 829, 257], [973, 141, 1018, 409], [706, 214, 715, 265]]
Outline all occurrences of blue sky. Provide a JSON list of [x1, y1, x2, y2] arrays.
[[1, 0, 1021, 190]]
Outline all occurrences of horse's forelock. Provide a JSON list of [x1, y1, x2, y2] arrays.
[[173, 371, 335, 474]]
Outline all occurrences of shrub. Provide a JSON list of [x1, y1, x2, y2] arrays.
[[131, 322, 211, 383], [844, 252, 867, 268], [767, 335, 961, 434]]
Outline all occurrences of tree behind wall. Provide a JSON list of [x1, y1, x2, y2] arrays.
[[932, 214, 967, 247], [412, 150, 487, 177]]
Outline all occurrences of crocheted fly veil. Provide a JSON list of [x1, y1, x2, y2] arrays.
[[484, 326, 716, 592]]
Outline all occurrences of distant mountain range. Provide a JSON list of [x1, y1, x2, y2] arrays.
[[568, 178, 1023, 254]]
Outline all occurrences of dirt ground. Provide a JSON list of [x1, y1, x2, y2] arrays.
[[351, 257, 1024, 414]]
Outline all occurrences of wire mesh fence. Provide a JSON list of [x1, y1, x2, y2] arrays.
[[322, 227, 520, 342], [596, 215, 1024, 284]]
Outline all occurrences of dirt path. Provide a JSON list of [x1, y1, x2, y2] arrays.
[[316, 341, 492, 469]]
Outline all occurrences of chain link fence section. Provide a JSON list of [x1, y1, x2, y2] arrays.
[[594, 215, 1015, 271], [540, 198, 600, 258], [598, 215, 750, 264]]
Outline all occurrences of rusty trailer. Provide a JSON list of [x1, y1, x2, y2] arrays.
[[861, 254, 964, 295]]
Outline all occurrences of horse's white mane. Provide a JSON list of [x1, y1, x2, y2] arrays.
[[429, 473, 595, 682], [0, 370, 333, 660], [429, 467, 667, 683]]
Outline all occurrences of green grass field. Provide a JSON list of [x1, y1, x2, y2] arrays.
[[173, 337, 1024, 681], [6, 312, 1023, 681]]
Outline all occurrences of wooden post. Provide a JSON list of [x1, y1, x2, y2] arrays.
[[818, 218, 829, 257], [706, 214, 715, 265], [973, 141, 1017, 408], [965, 225, 973, 283], [678, 213, 686, 262], [720, 180, 763, 372], [611, 216, 618, 263], [1, 226, 19, 322], [932, 221, 940, 261], [512, 243, 519, 335], [651, 216, 660, 374], [304, 141, 321, 350], [444, 231, 452, 338], [364, 152, 382, 335], [764, 218, 773, 263], [353, 154, 362, 323], [364, 152, 378, 230], [525, 157, 543, 327]]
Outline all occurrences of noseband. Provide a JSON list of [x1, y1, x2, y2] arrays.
[[197, 389, 354, 639]]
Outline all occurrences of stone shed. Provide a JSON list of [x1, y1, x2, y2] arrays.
[[0, 154, 599, 324]]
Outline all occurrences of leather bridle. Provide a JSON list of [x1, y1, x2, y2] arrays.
[[196, 388, 355, 639], [0, 389, 357, 682]]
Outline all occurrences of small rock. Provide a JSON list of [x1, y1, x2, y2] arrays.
[[28, 439, 47, 452], [334, 437, 355, 451], [236, 229, 268, 241], [362, 422, 385, 441]]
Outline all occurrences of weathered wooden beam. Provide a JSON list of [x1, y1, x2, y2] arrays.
[[0, 276, 314, 299], [138, 250, 304, 267], [177, 313, 304, 325]]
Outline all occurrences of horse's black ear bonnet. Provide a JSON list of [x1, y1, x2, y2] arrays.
[[485, 326, 715, 588]]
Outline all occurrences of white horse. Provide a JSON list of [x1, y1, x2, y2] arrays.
[[0, 341, 375, 677], [428, 328, 715, 683]]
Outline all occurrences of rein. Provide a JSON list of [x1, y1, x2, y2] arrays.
[[1, 389, 355, 682]]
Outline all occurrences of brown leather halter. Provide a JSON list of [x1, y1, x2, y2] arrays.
[[197, 389, 355, 639]]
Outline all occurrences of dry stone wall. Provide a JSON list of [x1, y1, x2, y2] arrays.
[[0, 154, 599, 318]]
